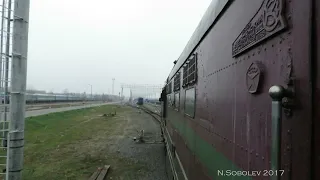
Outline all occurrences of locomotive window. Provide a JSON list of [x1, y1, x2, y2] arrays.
[[174, 73, 181, 91], [185, 87, 195, 118], [167, 94, 174, 107], [167, 81, 173, 94], [187, 55, 196, 83], [182, 65, 188, 87], [182, 53, 197, 88], [174, 92, 180, 111]]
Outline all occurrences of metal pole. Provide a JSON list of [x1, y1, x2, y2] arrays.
[[121, 87, 123, 100], [88, 84, 92, 101], [112, 78, 115, 95], [0, 0, 6, 90], [0, 0, 6, 148], [7, 0, 30, 180], [2, 0, 11, 149], [268, 85, 294, 180], [4, 0, 11, 116]]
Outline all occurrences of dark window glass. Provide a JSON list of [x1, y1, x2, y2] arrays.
[[182, 65, 188, 87], [167, 81, 173, 94], [185, 88, 195, 117], [167, 94, 172, 107], [174, 73, 181, 91], [174, 92, 180, 110]]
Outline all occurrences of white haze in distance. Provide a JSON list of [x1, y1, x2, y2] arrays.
[[27, 0, 212, 96]]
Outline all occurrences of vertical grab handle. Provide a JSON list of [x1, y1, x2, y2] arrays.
[[269, 85, 293, 180]]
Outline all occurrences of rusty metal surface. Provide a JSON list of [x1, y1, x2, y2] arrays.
[[163, 0, 314, 179]]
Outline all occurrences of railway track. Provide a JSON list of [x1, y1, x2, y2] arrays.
[[127, 103, 184, 180]]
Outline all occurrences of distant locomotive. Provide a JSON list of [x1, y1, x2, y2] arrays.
[[159, 0, 318, 180], [137, 97, 143, 105]]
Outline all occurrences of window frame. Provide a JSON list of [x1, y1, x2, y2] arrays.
[[167, 81, 173, 94], [182, 53, 197, 88], [184, 86, 196, 118], [167, 94, 173, 107], [174, 92, 180, 111], [174, 72, 181, 92]]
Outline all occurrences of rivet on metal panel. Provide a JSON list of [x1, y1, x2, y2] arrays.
[[287, 130, 291, 134], [255, 153, 259, 157], [286, 146, 290, 150], [262, 156, 265, 160]]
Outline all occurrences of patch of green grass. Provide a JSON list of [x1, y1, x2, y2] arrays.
[[14, 105, 149, 180]]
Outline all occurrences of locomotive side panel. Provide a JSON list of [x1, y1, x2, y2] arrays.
[[164, 0, 313, 179], [197, 0, 312, 178]]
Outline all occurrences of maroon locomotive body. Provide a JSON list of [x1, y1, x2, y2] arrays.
[[160, 0, 319, 179]]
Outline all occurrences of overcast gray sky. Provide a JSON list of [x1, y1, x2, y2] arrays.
[[27, 0, 212, 95]]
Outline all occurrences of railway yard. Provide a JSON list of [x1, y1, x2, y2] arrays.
[[1, 102, 168, 180], [2, 0, 320, 179]]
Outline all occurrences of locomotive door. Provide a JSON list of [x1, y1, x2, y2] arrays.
[[232, 0, 313, 179]]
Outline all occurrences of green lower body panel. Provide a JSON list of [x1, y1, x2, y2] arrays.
[[168, 117, 251, 180]]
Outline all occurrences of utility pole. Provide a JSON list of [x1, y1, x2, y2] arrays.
[[112, 78, 115, 95], [121, 87, 123, 99], [88, 84, 92, 101], [0, 0, 5, 91], [7, 0, 30, 179], [1, 0, 11, 148]]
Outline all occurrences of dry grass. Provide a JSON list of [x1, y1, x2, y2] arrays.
[[17, 105, 148, 180]]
